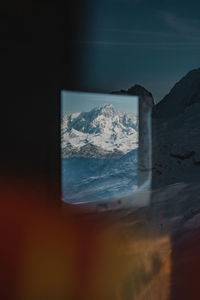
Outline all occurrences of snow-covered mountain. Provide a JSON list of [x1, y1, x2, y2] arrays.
[[61, 104, 138, 158]]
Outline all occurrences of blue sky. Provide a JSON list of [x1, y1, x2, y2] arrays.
[[73, 0, 200, 102], [61, 90, 138, 115]]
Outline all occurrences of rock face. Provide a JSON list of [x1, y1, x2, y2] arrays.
[[112, 84, 154, 186], [153, 68, 200, 119], [112, 84, 154, 107], [61, 104, 138, 158], [152, 68, 200, 188]]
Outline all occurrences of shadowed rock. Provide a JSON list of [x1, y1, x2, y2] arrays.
[[112, 84, 154, 187], [153, 68, 200, 119], [152, 68, 200, 188]]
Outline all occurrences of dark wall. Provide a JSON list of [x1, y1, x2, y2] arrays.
[[1, 1, 90, 202]]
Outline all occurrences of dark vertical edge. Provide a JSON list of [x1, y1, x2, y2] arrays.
[[138, 96, 153, 188]]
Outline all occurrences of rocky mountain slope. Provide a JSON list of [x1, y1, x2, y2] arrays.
[[111, 84, 154, 102], [152, 68, 200, 188], [153, 68, 200, 119]]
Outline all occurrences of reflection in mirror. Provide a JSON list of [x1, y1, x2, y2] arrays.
[[61, 91, 139, 204]]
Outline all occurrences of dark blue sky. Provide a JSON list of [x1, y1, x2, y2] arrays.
[[76, 0, 200, 102]]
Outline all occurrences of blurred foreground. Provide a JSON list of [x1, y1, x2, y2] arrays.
[[1, 180, 200, 299]]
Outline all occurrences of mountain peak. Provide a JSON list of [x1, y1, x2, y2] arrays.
[[94, 103, 115, 111], [99, 103, 114, 109], [127, 84, 153, 97], [111, 84, 154, 106], [61, 104, 138, 158], [91, 103, 119, 118]]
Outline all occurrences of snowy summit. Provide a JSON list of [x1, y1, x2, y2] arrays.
[[61, 104, 138, 158]]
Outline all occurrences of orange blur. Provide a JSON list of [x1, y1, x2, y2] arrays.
[[0, 179, 172, 300]]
